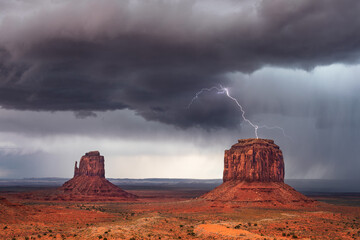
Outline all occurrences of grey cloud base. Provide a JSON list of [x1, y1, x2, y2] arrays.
[[0, 0, 360, 128]]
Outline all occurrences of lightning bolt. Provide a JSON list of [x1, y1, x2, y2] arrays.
[[257, 125, 292, 140], [187, 85, 289, 139]]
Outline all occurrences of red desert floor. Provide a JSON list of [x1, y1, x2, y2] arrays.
[[1, 187, 360, 240]]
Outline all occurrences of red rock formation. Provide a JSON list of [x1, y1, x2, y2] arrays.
[[74, 151, 105, 177], [223, 139, 284, 182], [202, 138, 314, 207], [60, 151, 137, 200]]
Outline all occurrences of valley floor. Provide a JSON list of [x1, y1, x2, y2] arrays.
[[1, 187, 360, 240]]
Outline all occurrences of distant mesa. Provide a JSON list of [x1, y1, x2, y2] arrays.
[[202, 138, 314, 207], [60, 151, 137, 200]]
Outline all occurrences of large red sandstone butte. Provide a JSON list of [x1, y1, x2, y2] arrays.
[[202, 138, 313, 207], [60, 151, 137, 200], [223, 139, 284, 182]]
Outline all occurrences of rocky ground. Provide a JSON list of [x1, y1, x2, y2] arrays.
[[1, 188, 360, 240]]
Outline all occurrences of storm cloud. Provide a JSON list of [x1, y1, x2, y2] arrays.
[[1, 0, 360, 180], [0, 64, 359, 180], [0, 0, 360, 128]]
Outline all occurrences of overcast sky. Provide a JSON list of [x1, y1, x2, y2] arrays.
[[0, 0, 359, 179]]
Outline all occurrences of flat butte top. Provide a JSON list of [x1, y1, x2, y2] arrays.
[[231, 138, 280, 150]]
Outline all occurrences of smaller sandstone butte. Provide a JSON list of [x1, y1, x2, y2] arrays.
[[202, 138, 313, 207], [74, 151, 105, 177], [60, 151, 137, 200]]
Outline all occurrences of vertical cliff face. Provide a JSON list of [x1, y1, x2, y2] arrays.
[[223, 138, 284, 182], [74, 151, 105, 178]]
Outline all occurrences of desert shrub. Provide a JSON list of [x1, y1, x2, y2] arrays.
[[179, 225, 183, 228], [282, 233, 286, 236], [254, 223, 258, 226], [98, 235, 102, 239], [292, 235, 298, 239], [129, 238, 136, 240], [248, 222, 251, 226], [187, 231, 196, 236], [3, 226, 7, 229], [103, 238, 107, 240], [234, 224, 241, 229]]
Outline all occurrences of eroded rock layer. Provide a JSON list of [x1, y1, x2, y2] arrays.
[[202, 181, 313, 207]]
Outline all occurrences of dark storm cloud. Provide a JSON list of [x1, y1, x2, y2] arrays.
[[1, 0, 360, 128]]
